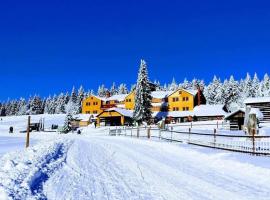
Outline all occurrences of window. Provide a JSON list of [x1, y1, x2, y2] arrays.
[[86, 111, 90, 114], [183, 107, 189, 111], [126, 99, 132, 102], [93, 110, 98, 114], [172, 97, 179, 102], [173, 107, 179, 111], [183, 97, 189, 101], [179, 91, 182, 95]]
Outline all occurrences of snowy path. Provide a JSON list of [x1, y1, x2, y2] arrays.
[[0, 131, 270, 200], [42, 136, 270, 200]]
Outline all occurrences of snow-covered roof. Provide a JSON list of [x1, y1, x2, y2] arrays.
[[250, 108, 264, 120], [73, 114, 92, 122], [244, 97, 270, 104], [151, 91, 172, 99], [225, 108, 245, 120], [167, 111, 193, 118], [184, 89, 198, 96], [106, 94, 128, 102], [151, 102, 168, 107], [168, 89, 198, 97], [105, 108, 133, 118], [193, 105, 227, 117]]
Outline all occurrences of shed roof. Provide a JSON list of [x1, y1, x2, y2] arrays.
[[193, 105, 227, 117], [244, 97, 270, 104], [224, 108, 245, 120]]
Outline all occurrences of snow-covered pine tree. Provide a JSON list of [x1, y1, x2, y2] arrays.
[[55, 93, 66, 114], [243, 73, 254, 98], [181, 78, 191, 89], [77, 86, 85, 113], [261, 73, 270, 96], [110, 82, 118, 95], [252, 73, 260, 97], [29, 95, 43, 115], [66, 87, 79, 114], [133, 59, 152, 125], [62, 113, 73, 133], [98, 84, 107, 97], [118, 83, 129, 94], [17, 98, 27, 115], [221, 76, 240, 111], [204, 76, 223, 105], [169, 77, 178, 91]]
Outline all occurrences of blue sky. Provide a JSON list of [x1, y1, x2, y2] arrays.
[[0, 0, 270, 100]]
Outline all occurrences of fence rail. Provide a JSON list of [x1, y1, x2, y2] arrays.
[[109, 126, 270, 156]]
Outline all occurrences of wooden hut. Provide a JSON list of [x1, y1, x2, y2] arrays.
[[225, 109, 245, 130]]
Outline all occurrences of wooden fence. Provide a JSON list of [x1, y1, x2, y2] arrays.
[[109, 126, 270, 156]]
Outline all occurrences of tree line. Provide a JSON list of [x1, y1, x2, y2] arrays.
[[0, 72, 270, 116]]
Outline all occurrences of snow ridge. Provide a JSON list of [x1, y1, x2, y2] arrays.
[[0, 139, 72, 200]]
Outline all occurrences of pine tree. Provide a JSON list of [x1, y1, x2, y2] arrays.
[[261, 73, 270, 96], [243, 73, 253, 98], [133, 60, 152, 125], [253, 73, 260, 97], [110, 82, 118, 95], [169, 77, 178, 91], [62, 113, 73, 133], [55, 93, 66, 114], [98, 84, 107, 97], [204, 76, 223, 105], [29, 95, 43, 115], [221, 76, 240, 111], [17, 98, 27, 115], [118, 83, 129, 94], [77, 86, 85, 113]]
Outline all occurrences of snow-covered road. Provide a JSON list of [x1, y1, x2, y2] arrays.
[[1, 133, 270, 200]]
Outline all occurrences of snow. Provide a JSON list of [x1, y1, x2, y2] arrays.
[[73, 114, 92, 122], [105, 108, 133, 118], [151, 91, 172, 99], [244, 97, 270, 104], [193, 104, 227, 117], [1, 115, 270, 199], [249, 108, 264, 120], [106, 94, 128, 102], [225, 108, 245, 119]]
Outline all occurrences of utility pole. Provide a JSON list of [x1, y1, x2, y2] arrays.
[[26, 116, 31, 148]]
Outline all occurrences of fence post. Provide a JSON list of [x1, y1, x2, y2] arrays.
[[131, 128, 133, 137], [125, 126, 127, 136], [159, 129, 161, 140], [137, 127, 139, 138], [217, 121, 219, 129], [188, 128, 191, 143], [214, 128, 217, 148], [26, 116, 31, 148], [252, 129, 256, 154], [170, 127, 173, 142], [109, 128, 110, 135], [191, 122, 193, 129], [147, 127, 151, 139]]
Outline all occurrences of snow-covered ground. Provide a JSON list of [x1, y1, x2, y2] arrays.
[[0, 115, 270, 200]]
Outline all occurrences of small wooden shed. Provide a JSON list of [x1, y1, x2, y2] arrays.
[[225, 109, 245, 130]]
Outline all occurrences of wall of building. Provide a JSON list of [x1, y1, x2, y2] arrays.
[[168, 89, 194, 112]]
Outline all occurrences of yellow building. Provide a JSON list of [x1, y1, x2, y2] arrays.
[[97, 108, 133, 126], [82, 94, 128, 115], [82, 95, 104, 114], [125, 91, 135, 110], [168, 89, 198, 112]]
